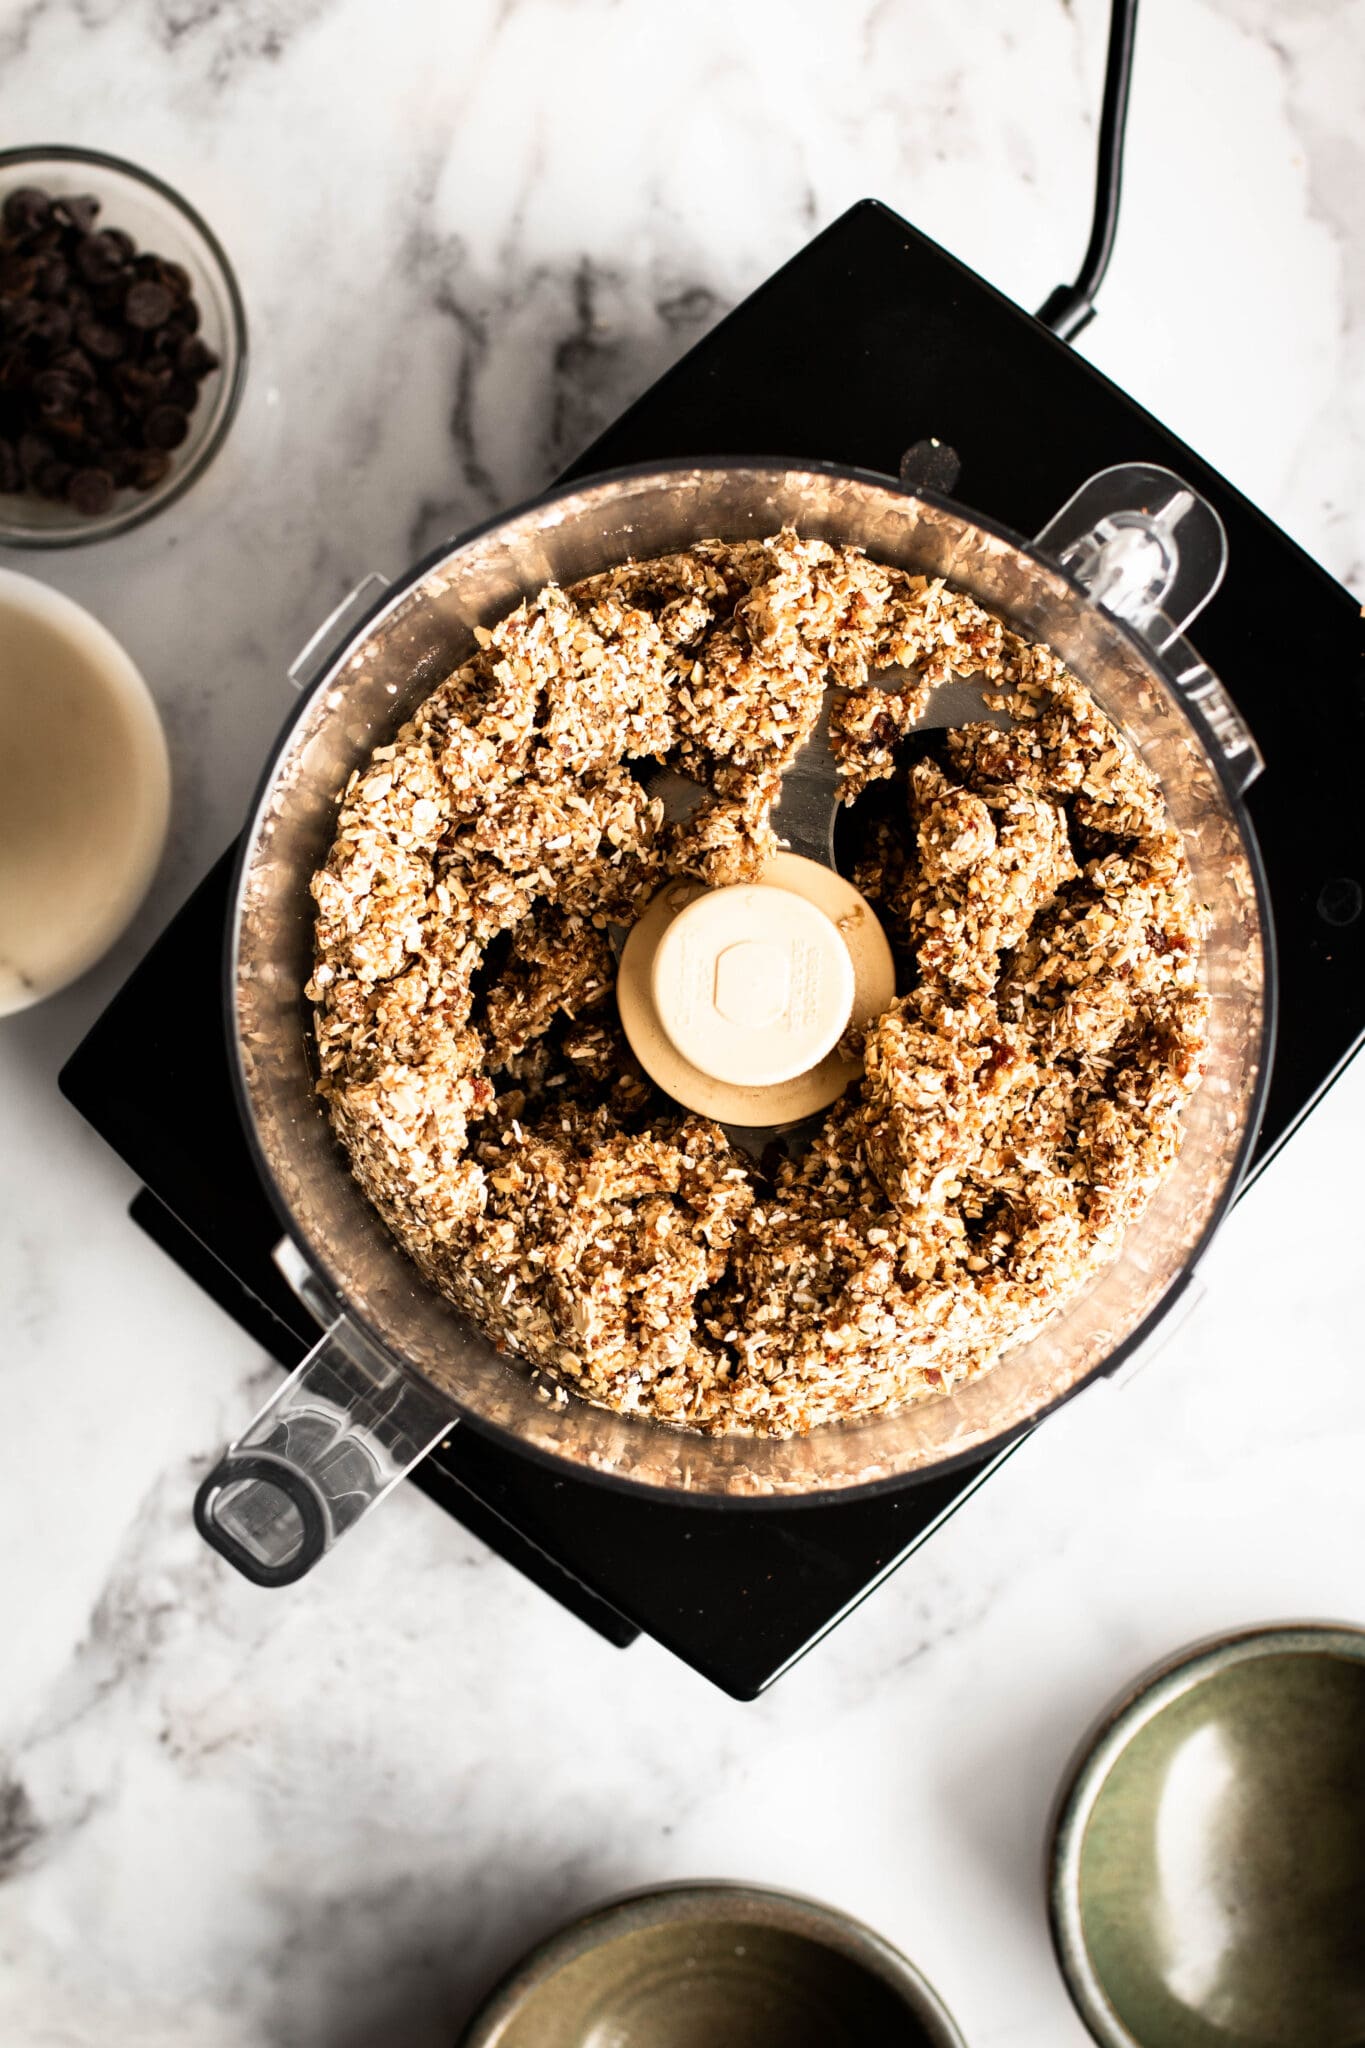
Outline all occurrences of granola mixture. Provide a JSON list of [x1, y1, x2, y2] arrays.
[[307, 532, 1208, 1435]]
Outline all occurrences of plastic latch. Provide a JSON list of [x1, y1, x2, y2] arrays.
[[1036, 463, 1228, 643], [1036, 464, 1262, 798], [1158, 629, 1265, 796], [286, 571, 390, 694]]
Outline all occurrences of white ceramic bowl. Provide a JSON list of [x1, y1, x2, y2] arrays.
[[0, 566, 169, 1013]]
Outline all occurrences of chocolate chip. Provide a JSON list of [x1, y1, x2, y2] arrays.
[[143, 404, 189, 450], [0, 437, 18, 492], [35, 456, 72, 499], [33, 254, 69, 299], [129, 447, 170, 490], [2, 186, 52, 236], [124, 279, 173, 330], [74, 231, 129, 286], [50, 346, 95, 384], [113, 361, 166, 406], [65, 466, 115, 515], [33, 367, 79, 414], [157, 258, 191, 299], [176, 335, 220, 378], [27, 301, 71, 349], [0, 252, 38, 296], [0, 298, 40, 343], [53, 193, 100, 234], [83, 388, 121, 442], [17, 431, 52, 478], [74, 316, 123, 361]]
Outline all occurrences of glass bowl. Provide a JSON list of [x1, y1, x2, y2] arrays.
[[0, 145, 247, 547]]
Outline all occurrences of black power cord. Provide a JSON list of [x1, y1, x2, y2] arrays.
[[1037, 0, 1140, 340]]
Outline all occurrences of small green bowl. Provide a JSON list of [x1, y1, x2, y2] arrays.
[[1050, 1624, 1365, 2048], [457, 1882, 966, 2048]]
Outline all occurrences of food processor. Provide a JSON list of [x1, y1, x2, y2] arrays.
[[58, 0, 1363, 1691]]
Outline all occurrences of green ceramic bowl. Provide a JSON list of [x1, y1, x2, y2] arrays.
[[1050, 1625, 1365, 2048], [456, 1882, 966, 2048]]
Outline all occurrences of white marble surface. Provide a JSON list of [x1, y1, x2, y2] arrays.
[[2, 1, 1364, 2042]]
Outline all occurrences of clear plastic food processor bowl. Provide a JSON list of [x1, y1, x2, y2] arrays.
[[196, 460, 1272, 1584]]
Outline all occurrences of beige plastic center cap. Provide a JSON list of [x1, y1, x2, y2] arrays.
[[617, 852, 896, 1126], [650, 882, 856, 1089]]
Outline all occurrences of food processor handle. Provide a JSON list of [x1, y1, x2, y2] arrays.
[[193, 1312, 457, 1585], [1036, 462, 1264, 794], [287, 571, 391, 694]]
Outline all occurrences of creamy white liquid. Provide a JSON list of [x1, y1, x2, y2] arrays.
[[0, 575, 168, 1015]]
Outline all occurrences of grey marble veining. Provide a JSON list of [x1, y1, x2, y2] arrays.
[[1, 3, 1363, 2044]]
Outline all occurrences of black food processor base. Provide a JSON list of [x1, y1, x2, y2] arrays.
[[61, 201, 1364, 1698]]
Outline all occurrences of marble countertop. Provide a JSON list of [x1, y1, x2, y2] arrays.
[[2, 1, 1363, 2042]]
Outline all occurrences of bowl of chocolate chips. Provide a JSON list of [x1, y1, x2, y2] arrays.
[[0, 146, 246, 546]]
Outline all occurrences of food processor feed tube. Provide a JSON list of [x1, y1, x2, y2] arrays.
[[195, 462, 1266, 1584]]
